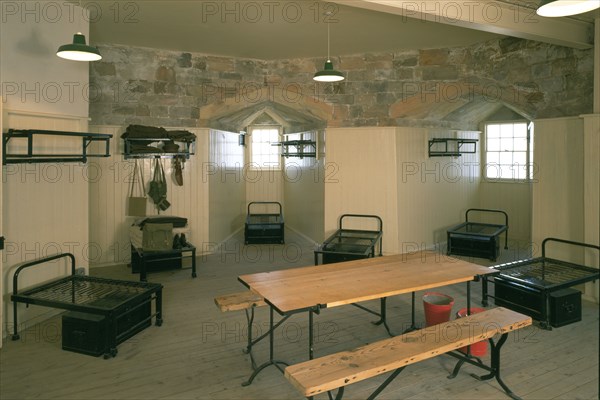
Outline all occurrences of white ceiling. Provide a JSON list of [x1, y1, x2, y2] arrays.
[[87, 0, 598, 60], [87, 0, 503, 59]]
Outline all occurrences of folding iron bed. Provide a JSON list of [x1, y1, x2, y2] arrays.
[[447, 208, 509, 261], [244, 201, 285, 244], [11, 253, 163, 358], [314, 214, 383, 265], [482, 238, 599, 329]]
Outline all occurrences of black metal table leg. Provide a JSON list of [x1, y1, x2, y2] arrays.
[[371, 297, 394, 336], [403, 292, 418, 333], [242, 306, 289, 386]]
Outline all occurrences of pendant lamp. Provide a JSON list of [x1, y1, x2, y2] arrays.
[[537, 0, 600, 17], [57, 33, 102, 61], [313, 17, 344, 82]]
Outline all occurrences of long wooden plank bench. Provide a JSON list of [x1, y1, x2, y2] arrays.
[[214, 291, 267, 368], [214, 290, 266, 312], [285, 307, 531, 400]]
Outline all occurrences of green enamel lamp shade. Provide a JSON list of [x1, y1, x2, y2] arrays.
[[313, 60, 345, 82], [537, 0, 600, 17], [57, 33, 102, 61]]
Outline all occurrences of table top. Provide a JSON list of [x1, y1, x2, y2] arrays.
[[239, 252, 494, 314]]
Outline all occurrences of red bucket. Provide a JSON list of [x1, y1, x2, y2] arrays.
[[456, 307, 488, 357], [423, 292, 454, 327]]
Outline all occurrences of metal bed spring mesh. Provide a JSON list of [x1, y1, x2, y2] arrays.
[[18, 276, 154, 307], [247, 215, 282, 224], [451, 223, 505, 235], [494, 258, 599, 288]]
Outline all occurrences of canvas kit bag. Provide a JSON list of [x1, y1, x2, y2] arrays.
[[127, 160, 147, 217], [148, 159, 170, 212], [142, 223, 173, 252]]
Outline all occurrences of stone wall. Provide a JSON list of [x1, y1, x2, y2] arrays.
[[90, 37, 593, 130]]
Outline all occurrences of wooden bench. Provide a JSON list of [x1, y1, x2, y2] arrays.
[[285, 307, 531, 400], [214, 291, 266, 312], [214, 291, 267, 368]]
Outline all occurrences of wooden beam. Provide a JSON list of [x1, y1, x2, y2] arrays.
[[333, 0, 594, 49]]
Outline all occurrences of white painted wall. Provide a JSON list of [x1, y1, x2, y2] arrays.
[[2, 110, 90, 339], [1, 2, 92, 339], [478, 181, 532, 245], [396, 128, 481, 253], [208, 129, 246, 246], [325, 127, 400, 254], [532, 116, 599, 302], [283, 130, 324, 245], [582, 114, 600, 303], [1, 2, 90, 117]]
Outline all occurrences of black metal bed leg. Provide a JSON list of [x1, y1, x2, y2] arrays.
[[155, 289, 163, 326], [12, 300, 20, 340], [481, 276, 489, 307]]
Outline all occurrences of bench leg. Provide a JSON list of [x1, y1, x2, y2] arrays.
[[321, 367, 405, 400], [448, 334, 522, 400], [473, 334, 522, 400]]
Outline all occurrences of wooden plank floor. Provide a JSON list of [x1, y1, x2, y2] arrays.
[[1, 231, 598, 400]]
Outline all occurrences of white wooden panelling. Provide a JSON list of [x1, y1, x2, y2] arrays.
[[283, 131, 324, 244], [0, 101, 3, 346], [325, 127, 400, 254], [532, 117, 585, 263], [88, 125, 209, 266], [208, 129, 245, 245], [582, 114, 600, 303], [396, 128, 481, 253], [245, 170, 284, 211], [2, 109, 89, 339], [479, 181, 532, 243]]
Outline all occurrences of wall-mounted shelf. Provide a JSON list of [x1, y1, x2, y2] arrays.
[[123, 137, 195, 160], [3, 129, 113, 165], [428, 138, 478, 157], [273, 139, 317, 158]]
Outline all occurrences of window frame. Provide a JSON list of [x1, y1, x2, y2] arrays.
[[483, 120, 534, 182], [247, 125, 282, 171]]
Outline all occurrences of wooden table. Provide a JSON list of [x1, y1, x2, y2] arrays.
[[238, 251, 495, 386]]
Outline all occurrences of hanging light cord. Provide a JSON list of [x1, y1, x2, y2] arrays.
[[327, 19, 331, 61]]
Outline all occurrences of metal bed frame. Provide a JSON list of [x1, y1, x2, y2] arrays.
[[314, 214, 383, 265], [10, 253, 163, 358], [482, 238, 599, 329], [244, 201, 285, 244], [447, 208, 509, 261]]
